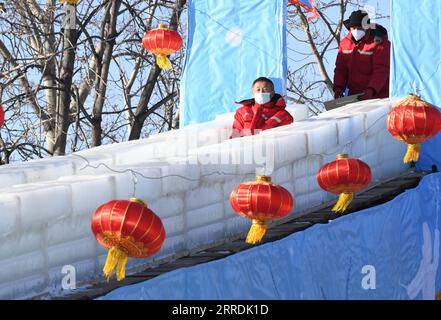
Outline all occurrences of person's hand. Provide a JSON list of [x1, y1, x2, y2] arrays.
[[334, 88, 344, 99], [362, 88, 375, 100]]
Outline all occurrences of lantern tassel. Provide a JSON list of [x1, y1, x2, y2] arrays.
[[403, 144, 421, 163], [246, 220, 268, 244], [103, 246, 129, 282], [332, 192, 354, 213], [156, 54, 172, 70]]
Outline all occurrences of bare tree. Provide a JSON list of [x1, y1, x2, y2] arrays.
[[0, 0, 186, 163]]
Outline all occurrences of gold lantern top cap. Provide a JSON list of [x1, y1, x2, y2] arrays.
[[256, 175, 272, 183], [336, 154, 349, 160], [157, 23, 168, 30], [129, 197, 148, 207]]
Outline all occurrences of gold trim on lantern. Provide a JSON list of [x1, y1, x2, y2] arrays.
[[129, 197, 148, 207], [256, 176, 272, 183], [336, 154, 349, 160], [157, 23, 168, 30]]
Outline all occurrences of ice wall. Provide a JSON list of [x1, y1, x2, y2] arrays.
[[0, 99, 409, 299]]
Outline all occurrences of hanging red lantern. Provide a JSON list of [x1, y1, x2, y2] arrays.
[[387, 95, 441, 163], [317, 154, 372, 213], [91, 198, 166, 281], [142, 23, 183, 70], [230, 176, 294, 244], [0, 104, 4, 128]]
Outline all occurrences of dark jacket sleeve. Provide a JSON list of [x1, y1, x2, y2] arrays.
[[333, 45, 349, 92], [366, 40, 391, 95]]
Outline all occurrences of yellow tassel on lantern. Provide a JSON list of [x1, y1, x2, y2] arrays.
[[103, 246, 129, 282], [332, 192, 354, 213], [403, 143, 421, 163], [246, 220, 268, 244], [156, 54, 172, 70]]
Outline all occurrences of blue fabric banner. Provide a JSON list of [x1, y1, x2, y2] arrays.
[[100, 172, 441, 300], [390, 0, 441, 171], [179, 0, 287, 127]]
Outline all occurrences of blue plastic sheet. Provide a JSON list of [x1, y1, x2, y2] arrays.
[[179, 0, 287, 127], [101, 172, 441, 300], [390, 0, 441, 171]]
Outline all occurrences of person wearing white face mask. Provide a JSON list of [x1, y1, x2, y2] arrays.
[[333, 10, 391, 102], [231, 77, 294, 138]]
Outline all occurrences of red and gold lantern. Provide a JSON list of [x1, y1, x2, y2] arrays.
[[142, 23, 183, 70], [230, 176, 293, 244], [317, 154, 372, 213], [387, 95, 441, 163], [91, 198, 165, 281], [0, 104, 4, 128]]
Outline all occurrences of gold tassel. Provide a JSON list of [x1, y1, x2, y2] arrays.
[[156, 54, 172, 70], [332, 192, 354, 213], [103, 246, 129, 282], [403, 144, 421, 163], [246, 220, 268, 244]]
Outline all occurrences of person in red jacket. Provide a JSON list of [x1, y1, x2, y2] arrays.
[[231, 77, 294, 138], [333, 10, 390, 100]]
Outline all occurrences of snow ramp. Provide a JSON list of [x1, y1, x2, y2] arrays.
[[0, 99, 408, 299]]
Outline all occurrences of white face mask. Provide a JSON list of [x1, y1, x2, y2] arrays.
[[254, 92, 272, 105], [351, 29, 366, 41]]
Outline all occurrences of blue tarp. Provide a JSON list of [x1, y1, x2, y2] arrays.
[[179, 0, 287, 127], [390, 0, 441, 171], [101, 172, 441, 300]]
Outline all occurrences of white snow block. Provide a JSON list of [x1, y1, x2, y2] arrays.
[[0, 251, 46, 285], [0, 230, 44, 261], [272, 165, 293, 185], [161, 161, 200, 195], [48, 258, 97, 293], [186, 203, 224, 230], [162, 215, 185, 237], [111, 165, 162, 202], [185, 221, 225, 250], [225, 216, 250, 238], [185, 183, 223, 210], [0, 194, 19, 236], [224, 199, 236, 219], [18, 184, 72, 229], [0, 274, 47, 300], [305, 122, 338, 156], [335, 113, 366, 147], [0, 170, 26, 189], [59, 175, 115, 217], [47, 237, 96, 268], [268, 131, 308, 168], [149, 195, 185, 219], [293, 156, 323, 180], [157, 235, 186, 258], [47, 215, 93, 247]]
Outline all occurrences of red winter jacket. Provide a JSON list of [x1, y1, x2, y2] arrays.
[[333, 26, 390, 99], [231, 94, 294, 138]]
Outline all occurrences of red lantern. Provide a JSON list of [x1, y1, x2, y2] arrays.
[[91, 198, 165, 281], [0, 104, 4, 128], [230, 176, 293, 244], [142, 23, 183, 70], [387, 95, 441, 163], [317, 154, 372, 213]]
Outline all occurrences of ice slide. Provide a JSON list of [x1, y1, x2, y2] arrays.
[[0, 98, 409, 299]]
